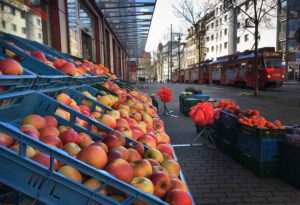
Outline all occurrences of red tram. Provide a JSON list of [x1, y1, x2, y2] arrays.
[[176, 48, 285, 89]]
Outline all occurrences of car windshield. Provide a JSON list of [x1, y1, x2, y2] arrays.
[[264, 58, 283, 68]]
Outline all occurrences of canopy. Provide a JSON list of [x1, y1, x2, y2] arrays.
[[95, 0, 157, 58]]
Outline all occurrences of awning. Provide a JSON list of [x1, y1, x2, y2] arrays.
[[95, 0, 157, 58]]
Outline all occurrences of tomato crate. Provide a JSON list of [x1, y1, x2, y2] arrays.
[[237, 123, 287, 139], [278, 142, 300, 189], [237, 150, 279, 178], [236, 129, 285, 162], [219, 110, 239, 129], [0, 91, 168, 205]]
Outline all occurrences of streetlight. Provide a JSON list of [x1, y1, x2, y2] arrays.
[[177, 35, 181, 83]]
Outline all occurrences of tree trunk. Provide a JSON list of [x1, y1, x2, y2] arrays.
[[198, 33, 202, 84], [254, 0, 259, 96]]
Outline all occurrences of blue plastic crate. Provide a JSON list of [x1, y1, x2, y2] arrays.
[[40, 86, 113, 112], [219, 110, 239, 129], [0, 55, 36, 94], [236, 132, 285, 161], [193, 94, 210, 100]]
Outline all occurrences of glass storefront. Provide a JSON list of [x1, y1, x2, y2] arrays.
[[0, 0, 51, 44]]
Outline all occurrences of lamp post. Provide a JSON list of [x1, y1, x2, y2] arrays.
[[177, 35, 181, 83]]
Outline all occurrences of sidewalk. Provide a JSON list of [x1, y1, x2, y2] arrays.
[[136, 83, 300, 205]]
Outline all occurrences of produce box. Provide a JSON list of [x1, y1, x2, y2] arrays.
[[182, 97, 206, 116], [217, 122, 238, 145], [193, 94, 209, 100], [216, 136, 240, 161], [179, 94, 192, 113], [237, 150, 279, 178], [278, 142, 300, 189], [237, 123, 287, 139], [219, 110, 239, 129], [236, 132, 285, 161], [0, 91, 167, 205]]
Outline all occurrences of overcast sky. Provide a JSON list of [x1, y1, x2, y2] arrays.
[[145, 0, 182, 53]]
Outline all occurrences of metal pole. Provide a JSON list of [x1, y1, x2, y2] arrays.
[[170, 24, 173, 83], [178, 36, 181, 83], [285, 0, 289, 81]]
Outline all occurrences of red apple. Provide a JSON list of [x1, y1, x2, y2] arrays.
[[144, 148, 163, 164], [127, 148, 142, 163], [166, 189, 192, 205], [22, 114, 46, 130], [108, 130, 126, 146], [110, 146, 129, 161], [99, 114, 117, 129], [63, 142, 81, 156], [56, 93, 72, 106], [54, 58, 67, 68], [31, 50, 47, 62], [147, 159, 161, 167], [91, 140, 108, 152], [131, 129, 143, 141], [77, 145, 108, 169], [103, 135, 123, 149], [58, 62, 77, 76], [162, 160, 181, 177], [32, 152, 60, 170], [150, 171, 171, 198], [107, 150, 123, 162], [58, 165, 82, 183], [59, 129, 81, 145], [170, 179, 188, 192], [130, 177, 154, 194], [40, 135, 63, 148], [126, 141, 144, 156], [116, 118, 129, 129], [138, 135, 157, 148], [79, 105, 91, 115], [105, 158, 133, 183], [39, 126, 60, 138], [0, 58, 23, 75], [43, 115, 58, 127], [157, 144, 174, 158]]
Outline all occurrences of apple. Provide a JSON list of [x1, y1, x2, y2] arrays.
[[83, 178, 107, 195], [110, 146, 129, 161], [108, 194, 125, 202], [58, 165, 82, 183], [107, 150, 123, 162], [39, 126, 60, 138], [157, 131, 170, 144], [40, 135, 63, 148], [43, 115, 58, 127], [131, 129, 143, 141], [152, 166, 168, 175], [32, 152, 60, 170], [99, 114, 117, 129], [0, 132, 14, 147], [157, 144, 174, 159], [116, 118, 129, 129], [55, 108, 70, 120], [59, 129, 81, 145], [9, 144, 36, 158], [130, 159, 152, 178], [78, 132, 92, 144], [166, 189, 192, 205], [91, 140, 108, 152], [138, 135, 157, 148], [118, 109, 129, 118], [130, 112, 142, 122], [58, 62, 77, 76], [108, 110, 120, 120], [147, 159, 160, 167], [127, 148, 142, 163], [170, 179, 188, 192], [125, 117, 137, 126], [58, 125, 71, 134], [108, 130, 126, 146], [0, 58, 23, 75], [79, 105, 91, 115], [31, 50, 47, 62], [77, 145, 108, 169], [56, 93, 72, 106], [63, 142, 81, 156], [130, 177, 154, 194], [126, 141, 144, 156], [80, 140, 94, 148], [103, 135, 122, 149], [122, 127, 133, 139], [54, 58, 67, 68], [150, 171, 171, 198], [105, 158, 133, 183], [144, 148, 163, 164], [22, 114, 46, 130], [161, 160, 181, 177]]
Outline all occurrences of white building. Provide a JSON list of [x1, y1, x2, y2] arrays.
[[204, 0, 277, 61]]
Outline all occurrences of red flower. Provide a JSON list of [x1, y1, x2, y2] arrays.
[[156, 86, 172, 103]]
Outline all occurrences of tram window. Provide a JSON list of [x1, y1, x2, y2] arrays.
[[264, 58, 283, 68]]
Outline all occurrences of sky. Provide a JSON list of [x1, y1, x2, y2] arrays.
[[145, 0, 183, 53]]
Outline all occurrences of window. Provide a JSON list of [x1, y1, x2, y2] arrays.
[[220, 31, 222, 38], [220, 44, 222, 51], [12, 24, 17, 32], [1, 4, 4, 11], [21, 11, 25, 19], [225, 15, 227, 21], [211, 23, 214, 28], [237, 22, 240, 29], [2, 20, 6, 29], [11, 8, 16, 15], [216, 20, 218, 27], [237, 37, 240, 44], [207, 47, 209, 52], [220, 18, 222, 25], [22, 27, 26, 34], [216, 33, 218, 40], [211, 35, 214, 40], [224, 42, 228, 49], [211, 46, 214, 52], [207, 26, 209, 31], [206, 37, 209, 42], [245, 2, 249, 10], [220, 5, 223, 12], [244, 34, 249, 42], [224, 29, 227, 35], [36, 19, 41, 26], [38, 33, 42, 39], [216, 45, 218, 52]]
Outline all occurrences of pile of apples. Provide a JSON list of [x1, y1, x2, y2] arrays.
[[0, 112, 192, 205], [4, 40, 114, 77]]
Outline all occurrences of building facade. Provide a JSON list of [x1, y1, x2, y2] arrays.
[[277, 0, 300, 80]]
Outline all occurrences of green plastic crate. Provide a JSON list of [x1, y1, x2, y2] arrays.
[[237, 150, 279, 178], [182, 97, 205, 116]]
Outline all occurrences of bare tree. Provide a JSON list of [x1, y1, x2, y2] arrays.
[[229, 0, 284, 96], [172, 0, 212, 83]]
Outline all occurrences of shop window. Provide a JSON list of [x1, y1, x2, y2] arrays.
[[12, 24, 17, 31], [0, 1, 51, 44]]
